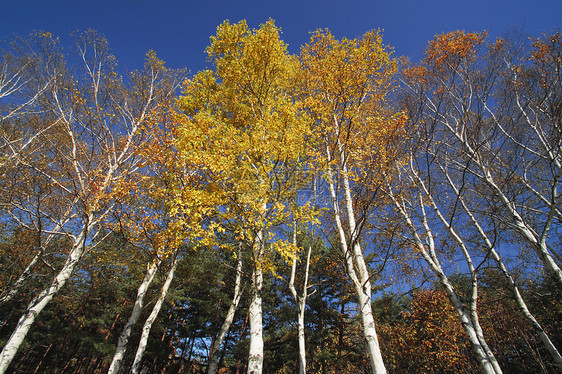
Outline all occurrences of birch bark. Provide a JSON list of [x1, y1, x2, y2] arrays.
[[131, 253, 179, 374], [386, 185, 499, 374], [107, 259, 160, 374], [288, 225, 312, 374], [0, 214, 93, 374], [247, 232, 264, 374], [325, 142, 386, 374]]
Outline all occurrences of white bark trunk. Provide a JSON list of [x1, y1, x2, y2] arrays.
[[440, 274, 497, 374], [298, 247, 311, 374], [413, 169, 502, 374], [247, 266, 263, 374], [289, 225, 311, 374], [326, 134, 387, 374], [247, 230, 264, 374], [325, 155, 387, 373], [131, 254, 179, 374], [107, 259, 160, 374], [446, 173, 562, 371], [207, 253, 244, 374], [0, 250, 41, 306], [0, 217, 92, 374], [387, 187, 498, 374], [343, 183, 386, 374]]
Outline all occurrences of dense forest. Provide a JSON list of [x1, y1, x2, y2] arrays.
[[0, 20, 561, 374]]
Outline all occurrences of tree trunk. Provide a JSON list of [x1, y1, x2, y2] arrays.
[[414, 173, 503, 374], [326, 140, 387, 374], [387, 188, 498, 374], [107, 259, 160, 374], [289, 224, 312, 374], [247, 231, 264, 374], [131, 253, 179, 374], [207, 253, 244, 374], [451, 181, 562, 371], [0, 250, 41, 306], [0, 218, 91, 374]]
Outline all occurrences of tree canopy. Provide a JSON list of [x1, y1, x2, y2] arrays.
[[0, 22, 561, 374]]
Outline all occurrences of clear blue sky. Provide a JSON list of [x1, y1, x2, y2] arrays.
[[2, 0, 561, 72]]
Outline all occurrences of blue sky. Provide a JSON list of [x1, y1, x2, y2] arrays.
[[2, 0, 561, 73]]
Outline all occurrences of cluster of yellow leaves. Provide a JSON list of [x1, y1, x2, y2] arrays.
[[300, 28, 407, 209], [175, 19, 314, 269]]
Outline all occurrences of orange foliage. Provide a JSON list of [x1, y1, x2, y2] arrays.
[[380, 289, 474, 373], [426, 30, 487, 68]]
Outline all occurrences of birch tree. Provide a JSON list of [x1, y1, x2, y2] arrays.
[[384, 168, 501, 374], [0, 31, 180, 374], [397, 29, 562, 371], [299, 29, 405, 374], [401, 30, 562, 287], [176, 20, 311, 374], [0, 32, 65, 305], [288, 223, 313, 374], [207, 251, 245, 374]]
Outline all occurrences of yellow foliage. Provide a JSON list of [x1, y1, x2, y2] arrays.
[[175, 19, 313, 272]]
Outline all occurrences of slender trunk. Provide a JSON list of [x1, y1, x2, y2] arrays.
[[0, 217, 91, 374], [107, 259, 160, 374], [435, 162, 562, 370], [1, 212, 71, 306], [288, 224, 311, 374], [387, 187, 497, 374], [440, 274, 498, 374], [295, 256, 309, 374], [449, 178, 562, 371], [414, 172, 502, 374], [217, 327, 231, 370], [207, 254, 244, 374], [326, 138, 387, 374], [131, 253, 179, 374], [247, 256, 263, 374], [0, 250, 41, 306]]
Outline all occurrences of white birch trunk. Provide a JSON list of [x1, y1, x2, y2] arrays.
[[439, 273, 498, 374], [289, 225, 312, 374], [325, 164, 386, 373], [412, 167, 502, 374], [0, 217, 92, 374], [247, 266, 263, 374], [0, 250, 41, 306], [387, 187, 498, 374], [326, 135, 387, 374], [444, 170, 562, 371], [298, 249, 311, 374], [131, 254, 179, 374], [107, 259, 160, 374], [207, 253, 244, 374], [247, 230, 264, 374]]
